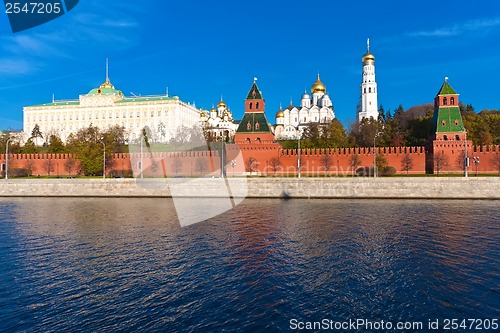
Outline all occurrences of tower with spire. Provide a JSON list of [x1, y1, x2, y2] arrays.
[[234, 79, 275, 144], [358, 38, 378, 121]]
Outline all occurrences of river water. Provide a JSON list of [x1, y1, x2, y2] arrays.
[[0, 198, 498, 332]]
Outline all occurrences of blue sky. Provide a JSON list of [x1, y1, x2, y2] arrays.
[[0, 0, 499, 130]]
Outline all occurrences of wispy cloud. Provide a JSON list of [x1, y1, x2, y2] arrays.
[[408, 17, 500, 38], [0, 0, 140, 76]]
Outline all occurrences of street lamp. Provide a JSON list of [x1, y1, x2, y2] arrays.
[[461, 126, 468, 177], [373, 131, 383, 177], [297, 126, 302, 178], [102, 142, 106, 179], [473, 156, 480, 177], [5, 138, 12, 180]]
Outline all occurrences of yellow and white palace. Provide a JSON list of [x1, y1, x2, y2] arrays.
[[23, 74, 201, 144]]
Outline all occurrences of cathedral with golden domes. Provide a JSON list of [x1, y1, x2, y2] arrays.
[[199, 97, 239, 141], [273, 74, 335, 139]]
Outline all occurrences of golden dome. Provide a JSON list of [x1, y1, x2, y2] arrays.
[[217, 100, 226, 108], [200, 111, 207, 118], [362, 51, 375, 63], [276, 110, 284, 118], [311, 74, 326, 93], [100, 78, 114, 89]]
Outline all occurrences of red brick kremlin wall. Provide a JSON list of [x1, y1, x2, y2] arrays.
[[1, 144, 498, 177]]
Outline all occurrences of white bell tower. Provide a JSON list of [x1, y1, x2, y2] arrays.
[[358, 38, 379, 121]]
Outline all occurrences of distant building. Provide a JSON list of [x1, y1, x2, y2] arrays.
[[199, 98, 239, 141], [23, 73, 200, 144], [274, 74, 335, 139], [357, 38, 379, 121]]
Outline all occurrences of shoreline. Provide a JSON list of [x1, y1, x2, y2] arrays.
[[0, 177, 499, 200]]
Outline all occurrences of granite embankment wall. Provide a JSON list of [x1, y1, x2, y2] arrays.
[[0, 178, 498, 199]]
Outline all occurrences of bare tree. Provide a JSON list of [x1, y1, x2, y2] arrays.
[[349, 154, 362, 176], [434, 152, 449, 176], [64, 157, 76, 176], [43, 158, 54, 177], [248, 157, 258, 176], [320, 154, 333, 175], [172, 159, 183, 175], [150, 159, 159, 175], [24, 160, 35, 177], [195, 158, 208, 175], [268, 157, 281, 176], [491, 153, 500, 176], [401, 154, 414, 175]]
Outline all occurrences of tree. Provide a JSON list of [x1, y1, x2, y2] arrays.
[[349, 154, 362, 176], [48, 134, 66, 153], [490, 154, 500, 175], [43, 158, 54, 177], [195, 158, 208, 175], [30, 124, 43, 146], [376, 154, 389, 175], [434, 152, 449, 176], [172, 158, 183, 175], [69, 124, 105, 176], [248, 157, 258, 176], [24, 159, 35, 177], [64, 156, 76, 176], [268, 157, 281, 176], [150, 159, 160, 175], [401, 154, 414, 175], [320, 153, 333, 175], [456, 150, 467, 172], [22, 138, 38, 154]]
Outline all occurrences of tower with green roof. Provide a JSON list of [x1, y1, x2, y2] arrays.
[[428, 78, 470, 174], [234, 79, 275, 144], [432, 78, 465, 141]]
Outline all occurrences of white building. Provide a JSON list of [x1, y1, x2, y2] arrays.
[[274, 74, 335, 139], [199, 98, 239, 141], [23, 75, 201, 144], [358, 38, 379, 121]]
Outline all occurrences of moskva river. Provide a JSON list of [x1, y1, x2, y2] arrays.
[[0, 198, 498, 332]]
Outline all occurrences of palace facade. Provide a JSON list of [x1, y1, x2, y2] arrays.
[[23, 75, 200, 144]]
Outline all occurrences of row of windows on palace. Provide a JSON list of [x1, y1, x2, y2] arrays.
[[24, 108, 188, 123]]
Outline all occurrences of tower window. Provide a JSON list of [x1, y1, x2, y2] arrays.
[[442, 120, 446, 126], [369, 87, 372, 93], [455, 135, 460, 140], [450, 97, 455, 105], [443, 97, 447, 105], [249, 102, 253, 110], [256, 102, 259, 109], [364, 88, 366, 93], [443, 135, 448, 140], [454, 120, 459, 126]]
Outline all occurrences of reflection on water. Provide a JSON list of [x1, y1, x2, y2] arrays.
[[0, 198, 498, 332]]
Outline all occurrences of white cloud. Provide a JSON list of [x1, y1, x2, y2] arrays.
[[408, 17, 500, 38], [0, 58, 36, 74]]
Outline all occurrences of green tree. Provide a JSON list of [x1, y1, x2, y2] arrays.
[[48, 134, 66, 153]]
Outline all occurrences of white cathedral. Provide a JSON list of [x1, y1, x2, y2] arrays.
[[199, 98, 239, 141], [357, 38, 379, 121], [274, 74, 335, 139]]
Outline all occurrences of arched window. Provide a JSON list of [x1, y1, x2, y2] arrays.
[[369, 87, 372, 93], [455, 135, 460, 140], [256, 102, 259, 109], [249, 102, 253, 109], [443, 135, 448, 140], [364, 88, 366, 93], [443, 97, 447, 105], [450, 97, 455, 105]]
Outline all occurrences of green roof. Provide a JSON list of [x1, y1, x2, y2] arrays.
[[29, 100, 80, 107], [236, 112, 271, 133], [433, 106, 465, 133], [246, 82, 263, 100], [436, 81, 457, 96], [116, 96, 176, 103]]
